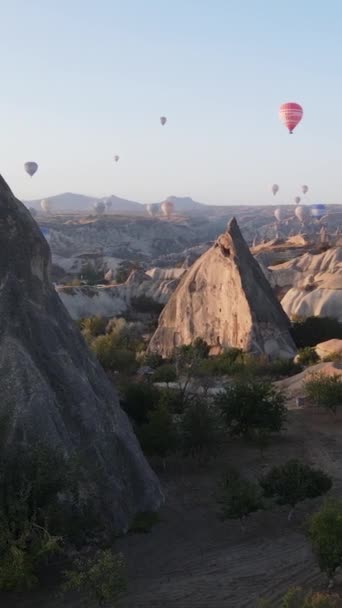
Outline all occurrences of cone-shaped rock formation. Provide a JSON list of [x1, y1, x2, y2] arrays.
[[149, 218, 296, 359], [0, 176, 162, 531]]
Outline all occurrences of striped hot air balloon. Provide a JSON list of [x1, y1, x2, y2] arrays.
[[279, 103, 303, 134]]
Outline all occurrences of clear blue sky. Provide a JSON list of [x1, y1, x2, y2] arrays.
[[1, 0, 342, 205]]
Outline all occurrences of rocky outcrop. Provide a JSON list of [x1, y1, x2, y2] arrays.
[[149, 218, 296, 359], [315, 339, 342, 360], [269, 248, 342, 321], [0, 176, 162, 532], [57, 268, 182, 319]]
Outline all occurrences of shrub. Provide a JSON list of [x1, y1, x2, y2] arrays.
[[305, 373, 342, 414], [297, 347, 320, 366], [129, 511, 160, 534], [261, 460, 332, 519], [258, 587, 342, 607], [216, 380, 287, 440], [152, 364, 177, 384], [80, 262, 103, 286], [120, 383, 161, 426], [138, 404, 178, 458], [179, 399, 223, 460], [218, 469, 262, 526], [142, 352, 164, 369], [80, 316, 107, 338], [308, 500, 342, 580], [91, 334, 138, 374], [62, 549, 127, 606], [291, 317, 342, 349]]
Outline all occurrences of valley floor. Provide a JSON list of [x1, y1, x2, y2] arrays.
[[3, 406, 342, 608]]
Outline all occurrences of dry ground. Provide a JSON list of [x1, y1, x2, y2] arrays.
[[3, 406, 342, 608]]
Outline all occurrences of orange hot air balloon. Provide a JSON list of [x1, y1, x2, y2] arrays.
[[279, 102, 303, 134]]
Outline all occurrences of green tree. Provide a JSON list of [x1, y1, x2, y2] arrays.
[[218, 469, 262, 530], [138, 404, 177, 460], [62, 549, 127, 606], [215, 380, 287, 440], [261, 460, 332, 520], [91, 333, 138, 374], [80, 316, 107, 338], [305, 374, 342, 414], [308, 500, 342, 582], [179, 399, 223, 460], [80, 262, 103, 286], [120, 383, 161, 426], [152, 364, 177, 385]]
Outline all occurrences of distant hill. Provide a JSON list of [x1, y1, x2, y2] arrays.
[[165, 196, 205, 213], [25, 192, 145, 214]]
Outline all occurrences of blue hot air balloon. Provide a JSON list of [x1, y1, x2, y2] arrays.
[[311, 203, 326, 220]]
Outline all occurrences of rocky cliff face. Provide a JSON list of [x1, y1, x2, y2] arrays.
[[0, 176, 162, 531], [149, 218, 296, 359]]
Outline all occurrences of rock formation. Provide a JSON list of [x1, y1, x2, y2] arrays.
[[0, 176, 162, 531], [269, 247, 342, 321], [149, 218, 296, 359]]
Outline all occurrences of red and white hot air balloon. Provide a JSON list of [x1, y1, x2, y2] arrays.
[[271, 184, 279, 196], [279, 102, 303, 134]]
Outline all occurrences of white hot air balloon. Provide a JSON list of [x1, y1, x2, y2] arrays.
[[41, 199, 51, 214], [295, 205, 310, 224], [161, 200, 174, 219], [24, 161, 38, 177], [294, 196, 301, 205], [271, 184, 279, 196], [160, 116, 167, 126], [302, 185, 309, 195], [114, 155, 120, 163], [146, 203, 160, 217], [274, 207, 285, 223], [94, 201, 106, 216]]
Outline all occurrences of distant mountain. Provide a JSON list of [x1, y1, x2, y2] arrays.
[[25, 192, 145, 214]]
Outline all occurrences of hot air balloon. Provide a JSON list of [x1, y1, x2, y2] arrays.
[[29, 207, 37, 218], [24, 161, 38, 177], [311, 203, 326, 221], [114, 155, 120, 163], [94, 201, 106, 216], [279, 102, 303, 134], [295, 205, 310, 224], [105, 199, 112, 213], [294, 196, 301, 205], [41, 199, 51, 214], [160, 116, 167, 126], [302, 185, 309, 195], [161, 200, 174, 219], [272, 184, 279, 196], [146, 203, 160, 217], [274, 207, 285, 223]]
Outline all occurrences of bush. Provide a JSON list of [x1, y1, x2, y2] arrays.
[[120, 383, 161, 426], [297, 347, 320, 367], [142, 352, 164, 369], [258, 587, 342, 607], [291, 317, 342, 349], [80, 262, 103, 286], [62, 549, 127, 606], [308, 500, 342, 580], [152, 364, 177, 384], [305, 373, 342, 414], [179, 399, 223, 460], [261, 459, 332, 519], [216, 380, 287, 440], [80, 316, 107, 338], [138, 404, 178, 458], [91, 334, 138, 374], [0, 444, 67, 590], [218, 469, 262, 525]]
